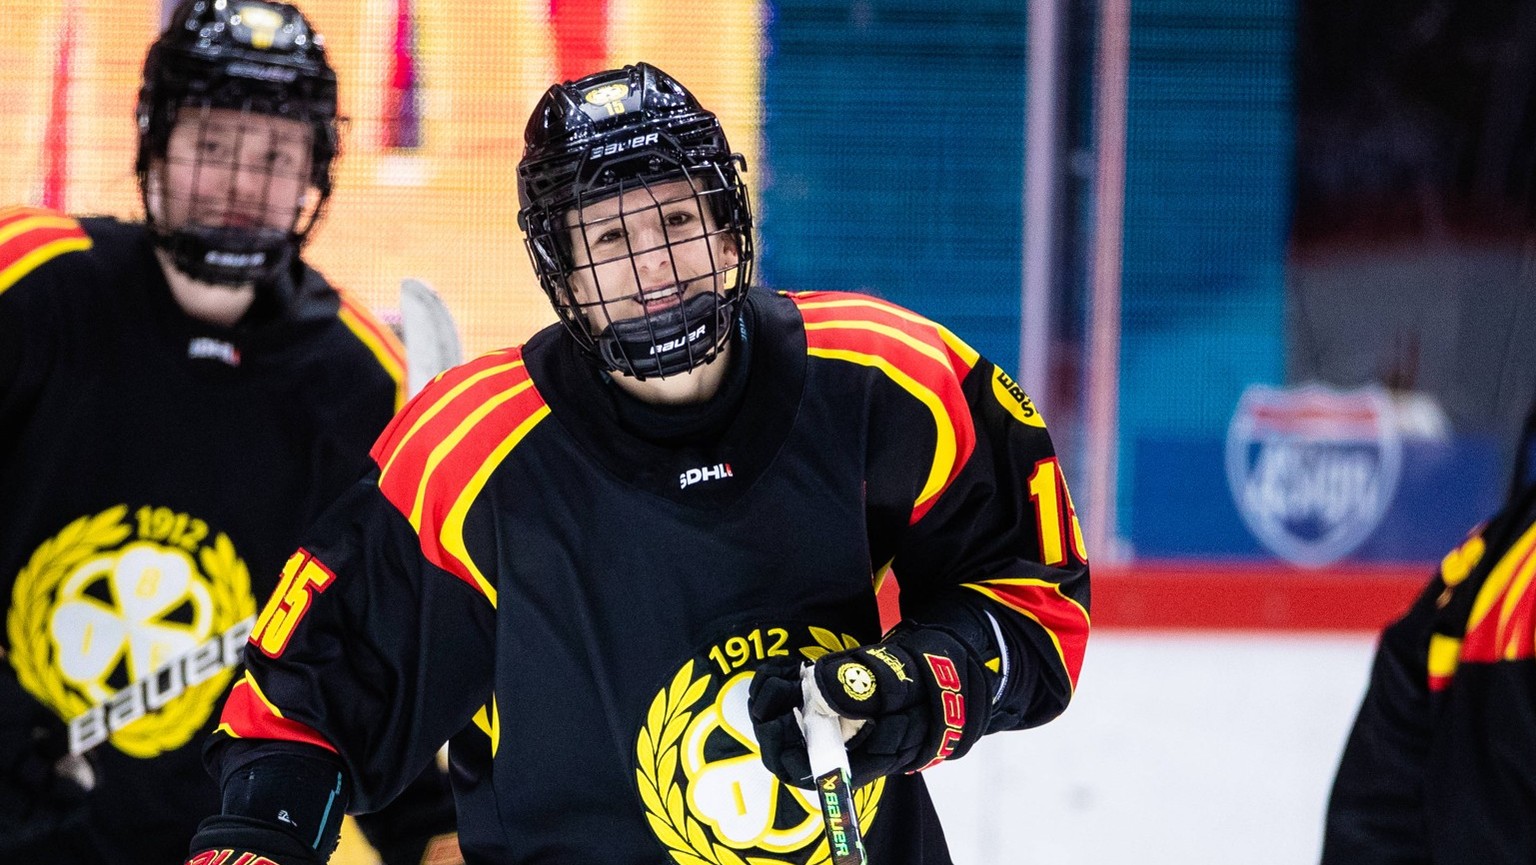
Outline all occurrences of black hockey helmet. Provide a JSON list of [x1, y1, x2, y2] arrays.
[[517, 63, 754, 380], [136, 0, 340, 287]]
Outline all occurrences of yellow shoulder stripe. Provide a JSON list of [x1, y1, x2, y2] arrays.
[[0, 209, 92, 296]]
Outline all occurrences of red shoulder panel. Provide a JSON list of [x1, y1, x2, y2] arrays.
[[787, 290, 978, 523], [0, 206, 92, 295], [1460, 524, 1536, 666], [371, 347, 550, 604]]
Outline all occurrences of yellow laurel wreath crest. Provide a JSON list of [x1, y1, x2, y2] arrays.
[[5, 508, 255, 758], [110, 531, 254, 757], [802, 627, 861, 662], [9, 506, 133, 721], [637, 642, 884, 865], [637, 660, 724, 865]]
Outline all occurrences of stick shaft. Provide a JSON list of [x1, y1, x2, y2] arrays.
[[801, 673, 869, 865]]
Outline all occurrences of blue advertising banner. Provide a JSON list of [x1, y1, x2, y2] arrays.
[[1132, 384, 1503, 564]]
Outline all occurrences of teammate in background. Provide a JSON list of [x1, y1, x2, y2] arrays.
[[1322, 482, 1536, 862], [0, 2, 460, 864], [184, 62, 1090, 864]]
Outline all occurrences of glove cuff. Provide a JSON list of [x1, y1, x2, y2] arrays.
[[186, 814, 325, 865], [218, 748, 349, 858]]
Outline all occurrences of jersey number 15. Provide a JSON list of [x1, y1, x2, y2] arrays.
[[251, 550, 337, 658]]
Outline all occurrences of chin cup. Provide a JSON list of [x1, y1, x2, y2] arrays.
[[595, 292, 730, 380]]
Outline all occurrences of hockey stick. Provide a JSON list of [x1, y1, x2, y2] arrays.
[[399, 277, 463, 397], [800, 667, 870, 865]]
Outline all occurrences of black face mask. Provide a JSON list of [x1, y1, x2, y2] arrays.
[[142, 100, 328, 292]]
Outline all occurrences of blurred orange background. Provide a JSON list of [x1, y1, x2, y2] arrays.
[[0, 3, 762, 861], [0, 0, 763, 361]]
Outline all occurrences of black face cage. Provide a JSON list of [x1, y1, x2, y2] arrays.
[[148, 102, 334, 285], [140, 95, 337, 287], [522, 157, 755, 380], [137, 80, 339, 201]]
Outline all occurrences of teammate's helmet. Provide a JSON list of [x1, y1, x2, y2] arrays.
[[136, 0, 339, 287], [518, 63, 754, 380]]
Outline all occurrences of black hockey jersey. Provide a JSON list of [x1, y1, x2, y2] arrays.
[[0, 206, 404, 864], [214, 288, 1090, 864], [1323, 479, 1536, 864]]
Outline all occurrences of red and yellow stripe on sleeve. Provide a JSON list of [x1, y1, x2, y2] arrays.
[[1457, 520, 1536, 674], [789, 290, 979, 524], [337, 289, 407, 410], [963, 578, 1090, 692], [370, 347, 551, 607], [0, 206, 92, 296], [215, 671, 338, 753]]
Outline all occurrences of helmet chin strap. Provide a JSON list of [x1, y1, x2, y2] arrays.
[[595, 292, 731, 380], [156, 224, 294, 288]]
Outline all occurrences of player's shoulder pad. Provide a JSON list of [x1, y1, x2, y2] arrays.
[[785, 290, 989, 523], [0, 205, 93, 298], [784, 290, 1045, 430], [332, 287, 407, 409], [370, 344, 550, 495], [368, 345, 548, 607], [783, 288, 981, 379]]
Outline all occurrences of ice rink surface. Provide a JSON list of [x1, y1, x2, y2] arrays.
[[925, 630, 1379, 864]]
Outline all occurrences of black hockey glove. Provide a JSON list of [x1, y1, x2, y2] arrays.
[[748, 625, 992, 789], [0, 674, 95, 856], [184, 815, 325, 865]]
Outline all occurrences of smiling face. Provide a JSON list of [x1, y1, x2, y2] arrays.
[[147, 106, 314, 236], [563, 178, 740, 335]]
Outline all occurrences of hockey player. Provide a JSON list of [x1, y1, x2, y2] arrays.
[[1322, 479, 1536, 863], [0, 2, 459, 864], [185, 62, 1090, 864]]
